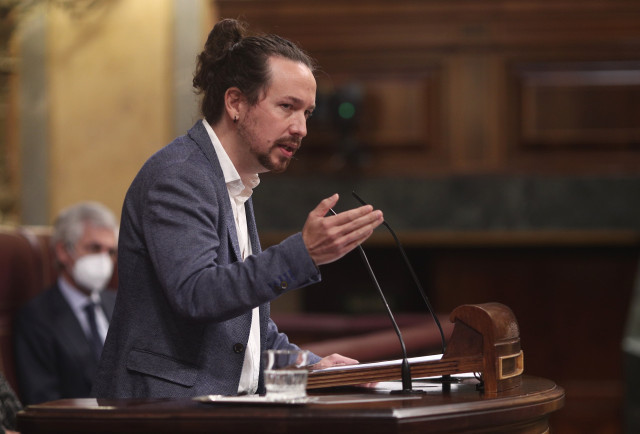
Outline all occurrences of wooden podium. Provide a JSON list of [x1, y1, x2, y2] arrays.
[[308, 302, 525, 394], [16, 303, 565, 434]]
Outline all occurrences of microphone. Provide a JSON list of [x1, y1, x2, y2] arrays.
[[351, 191, 447, 354], [329, 208, 420, 394]]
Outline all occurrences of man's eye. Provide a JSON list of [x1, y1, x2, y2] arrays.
[[87, 244, 102, 253], [305, 111, 313, 119]]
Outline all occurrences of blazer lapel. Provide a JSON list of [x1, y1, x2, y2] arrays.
[[218, 182, 241, 262], [188, 120, 242, 262], [245, 199, 262, 255], [99, 290, 117, 320], [247, 198, 270, 363]]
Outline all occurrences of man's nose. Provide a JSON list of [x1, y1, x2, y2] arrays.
[[289, 112, 307, 138]]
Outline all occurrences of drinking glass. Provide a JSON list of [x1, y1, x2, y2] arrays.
[[264, 349, 309, 402]]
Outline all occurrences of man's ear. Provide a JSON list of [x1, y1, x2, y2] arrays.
[[54, 242, 73, 268], [224, 87, 245, 122]]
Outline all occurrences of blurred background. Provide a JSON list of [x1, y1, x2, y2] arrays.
[[1, 0, 640, 432]]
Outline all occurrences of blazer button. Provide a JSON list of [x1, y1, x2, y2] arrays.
[[280, 281, 288, 290], [233, 343, 244, 354]]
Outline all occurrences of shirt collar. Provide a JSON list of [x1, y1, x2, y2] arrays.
[[202, 119, 260, 201], [58, 276, 96, 309]]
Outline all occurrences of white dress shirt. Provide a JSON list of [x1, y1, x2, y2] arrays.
[[203, 119, 261, 395]]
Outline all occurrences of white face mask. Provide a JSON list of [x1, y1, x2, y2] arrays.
[[71, 253, 114, 293]]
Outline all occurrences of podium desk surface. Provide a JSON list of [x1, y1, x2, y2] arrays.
[[17, 375, 564, 434]]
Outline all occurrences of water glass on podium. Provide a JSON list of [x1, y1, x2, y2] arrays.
[[264, 349, 310, 402]]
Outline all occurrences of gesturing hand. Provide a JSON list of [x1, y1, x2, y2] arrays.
[[302, 194, 383, 266]]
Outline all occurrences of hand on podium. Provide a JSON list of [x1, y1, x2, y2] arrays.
[[308, 353, 378, 388], [309, 353, 358, 370]]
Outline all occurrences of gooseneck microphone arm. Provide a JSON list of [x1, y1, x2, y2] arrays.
[[351, 192, 447, 354], [329, 208, 416, 393]]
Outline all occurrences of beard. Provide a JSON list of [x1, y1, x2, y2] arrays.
[[237, 115, 301, 174], [255, 146, 289, 174]]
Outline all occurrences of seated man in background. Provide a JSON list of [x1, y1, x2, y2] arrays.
[[14, 202, 118, 405]]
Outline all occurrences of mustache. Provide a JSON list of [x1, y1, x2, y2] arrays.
[[275, 136, 302, 148]]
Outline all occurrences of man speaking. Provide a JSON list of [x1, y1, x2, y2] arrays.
[[93, 18, 383, 398]]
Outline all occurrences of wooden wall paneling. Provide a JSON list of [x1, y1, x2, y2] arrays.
[[298, 68, 443, 175], [445, 54, 508, 172], [218, 0, 640, 175], [218, 1, 640, 52], [519, 63, 640, 147], [506, 60, 640, 173]]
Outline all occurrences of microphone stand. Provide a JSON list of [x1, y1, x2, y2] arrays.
[[329, 208, 420, 394], [351, 192, 447, 354], [351, 192, 456, 386]]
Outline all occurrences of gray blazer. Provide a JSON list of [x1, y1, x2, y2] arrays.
[[92, 120, 321, 398]]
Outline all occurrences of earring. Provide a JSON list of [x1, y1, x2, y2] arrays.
[[233, 116, 238, 124]]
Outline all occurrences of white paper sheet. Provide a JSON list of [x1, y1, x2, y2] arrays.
[[311, 354, 444, 373]]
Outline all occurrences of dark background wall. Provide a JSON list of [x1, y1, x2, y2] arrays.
[[254, 174, 640, 232]]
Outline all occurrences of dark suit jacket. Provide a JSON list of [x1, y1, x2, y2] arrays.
[[14, 282, 116, 405], [92, 120, 321, 399]]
